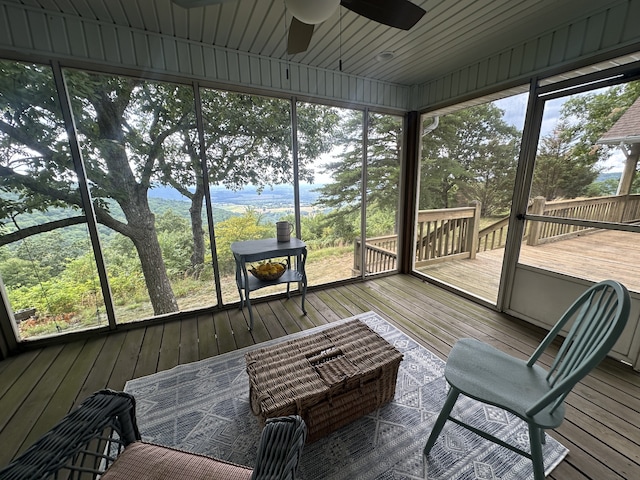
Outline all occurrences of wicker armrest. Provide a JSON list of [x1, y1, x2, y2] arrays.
[[0, 389, 140, 480], [0, 390, 306, 480], [251, 415, 307, 480]]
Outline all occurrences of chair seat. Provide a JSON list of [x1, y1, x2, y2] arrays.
[[426, 280, 630, 480], [100, 442, 253, 480], [445, 338, 565, 429]]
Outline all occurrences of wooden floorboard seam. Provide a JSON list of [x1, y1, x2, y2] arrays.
[[1, 275, 638, 480]]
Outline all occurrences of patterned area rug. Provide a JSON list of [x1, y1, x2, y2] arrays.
[[124, 312, 568, 479]]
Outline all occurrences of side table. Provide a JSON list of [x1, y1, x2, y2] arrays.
[[230, 238, 308, 329]]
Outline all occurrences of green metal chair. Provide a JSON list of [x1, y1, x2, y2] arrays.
[[423, 279, 630, 479]]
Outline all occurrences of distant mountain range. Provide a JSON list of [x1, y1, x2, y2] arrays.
[[149, 174, 621, 207], [148, 183, 323, 206], [596, 172, 621, 182]]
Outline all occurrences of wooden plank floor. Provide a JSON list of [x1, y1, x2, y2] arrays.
[[1, 274, 639, 479], [418, 229, 640, 303]]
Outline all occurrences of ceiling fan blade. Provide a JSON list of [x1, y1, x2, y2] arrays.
[[341, 0, 426, 30], [288, 17, 315, 55], [172, 0, 234, 8]]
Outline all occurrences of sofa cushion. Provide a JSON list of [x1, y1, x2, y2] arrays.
[[101, 442, 253, 480]]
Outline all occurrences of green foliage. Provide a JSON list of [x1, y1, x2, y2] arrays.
[[365, 206, 397, 237], [634, 175, 640, 194], [14, 230, 85, 276], [366, 113, 403, 215], [155, 210, 195, 276], [299, 212, 345, 248], [0, 227, 95, 291], [297, 103, 340, 173], [103, 234, 140, 273], [157, 229, 193, 277], [316, 110, 363, 216], [313, 110, 364, 216], [1, 61, 341, 316], [0, 61, 77, 220], [0, 256, 48, 288], [6, 251, 101, 316], [305, 245, 352, 262], [108, 273, 147, 306], [4, 58, 640, 338], [9, 279, 77, 315], [561, 81, 640, 165], [420, 102, 520, 215], [297, 212, 344, 248], [214, 209, 273, 274], [530, 119, 600, 200], [323, 208, 361, 244], [533, 81, 640, 200], [313, 110, 403, 240], [585, 178, 619, 197]]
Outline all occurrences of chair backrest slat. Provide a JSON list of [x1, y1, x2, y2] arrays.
[[547, 292, 595, 380], [549, 287, 619, 386], [526, 280, 630, 417]]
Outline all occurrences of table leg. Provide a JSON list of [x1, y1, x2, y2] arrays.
[[285, 256, 291, 299], [234, 255, 244, 308], [301, 285, 307, 315], [245, 290, 254, 330], [235, 256, 254, 330], [300, 249, 307, 315]]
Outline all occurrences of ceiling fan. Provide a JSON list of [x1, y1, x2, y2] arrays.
[[172, 0, 426, 55]]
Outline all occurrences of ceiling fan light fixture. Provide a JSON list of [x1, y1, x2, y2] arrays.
[[284, 0, 340, 25], [376, 51, 395, 62]]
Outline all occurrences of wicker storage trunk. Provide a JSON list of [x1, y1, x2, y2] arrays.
[[245, 319, 403, 442]]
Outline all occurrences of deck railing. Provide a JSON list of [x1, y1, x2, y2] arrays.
[[414, 202, 481, 267], [354, 194, 640, 274], [353, 202, 482, 274], [474, 194, 640, 249], [353, 234, 398, 274], [527, 194, 640, 245], [477, 216, 510, 252]]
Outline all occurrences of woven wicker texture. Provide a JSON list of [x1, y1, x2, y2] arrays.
[[0, 389, 307, 480], [251, 416, 307, 480], [123, 312, 569, 479], [0, 389, 139, 480], [100, 442, 253, 480], [245, 319, 403, 442]]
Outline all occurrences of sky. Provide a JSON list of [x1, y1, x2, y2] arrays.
[[308, 85, 628, 188], [495, 92, 626, 173]]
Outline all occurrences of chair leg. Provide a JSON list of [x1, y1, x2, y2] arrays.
[[424, 386, 460, 456], [529, 425, 546, 480]]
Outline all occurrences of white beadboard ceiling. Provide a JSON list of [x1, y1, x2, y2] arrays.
[[1, 0, 628, 86]]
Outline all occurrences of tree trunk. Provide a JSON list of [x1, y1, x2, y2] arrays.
[[189, 186, 206, 270], [86, 80, 179, 316], [88, 190, 180, 316], [113, 179, 179, 315], [129, 220, 179, 315]]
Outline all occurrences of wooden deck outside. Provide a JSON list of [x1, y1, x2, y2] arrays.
[[417, 228, 640, 303], [1, 274, 639, 479]]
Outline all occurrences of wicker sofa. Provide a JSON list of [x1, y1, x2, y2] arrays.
[[0, 389, 307, 480]]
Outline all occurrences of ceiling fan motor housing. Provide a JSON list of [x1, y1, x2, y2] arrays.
[[284, 0, 340, 25]]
